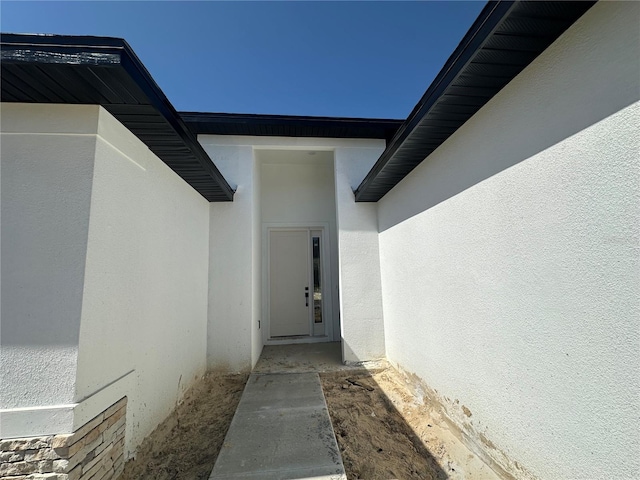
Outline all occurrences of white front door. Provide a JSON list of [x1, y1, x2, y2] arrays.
[[269, 230, 310, 337]]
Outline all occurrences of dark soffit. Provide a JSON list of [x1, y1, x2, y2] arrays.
[[181, 112, 403, 142], [354, 1, 597, 202], [0, 33, 235, 202]]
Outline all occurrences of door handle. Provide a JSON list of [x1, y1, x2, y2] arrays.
[[305, 287, 309, 307]]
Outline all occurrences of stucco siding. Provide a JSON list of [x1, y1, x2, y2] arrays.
[[200, 142, 257, 372], [199, 136, 386, 367], [1, 105, 210, 450], [334, 145, 386, 363], [1, 104, 99, 435], [377, 2, 640, 479], [251, 155, 263, 366], [75, 107, 210, 455]]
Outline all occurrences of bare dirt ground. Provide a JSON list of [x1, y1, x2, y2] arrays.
[[117, 373, 247, 480], [320, 369, 500, 480], [117, 366, 498, 480]]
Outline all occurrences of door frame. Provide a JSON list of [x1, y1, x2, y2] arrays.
[[262, 222, 334, 345]]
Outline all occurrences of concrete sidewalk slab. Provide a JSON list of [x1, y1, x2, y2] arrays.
[[209, 372, 346, 480]]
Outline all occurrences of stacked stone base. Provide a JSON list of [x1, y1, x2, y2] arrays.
[[0, 397, 126, 480]]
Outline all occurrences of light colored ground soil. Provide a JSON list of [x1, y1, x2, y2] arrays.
[[320, 368, 501, 480], [117, 373, 248, 480], [117, 365, 499, 480]]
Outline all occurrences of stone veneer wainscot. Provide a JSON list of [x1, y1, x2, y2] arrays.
[[0, 397, 126, 480]]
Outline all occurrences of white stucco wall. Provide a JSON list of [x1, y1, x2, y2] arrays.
[[334, 144, 386, 363], [1, 105, 210, 449], [1, 104, 99, 436], [199, 141, 259, 372], [200, 136, 386, 365], [377, 3, 640, 479], [258, 149, 340, 341], [251, 155, 262, 366], [74, 107, 210, 454]]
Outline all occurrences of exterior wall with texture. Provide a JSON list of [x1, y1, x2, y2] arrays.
[[377, 3, 640, 479], [334, 144, 386, 363], [75, 107, 210, 455], [1, 104, 99, 437], [199, 136, 386, 366], [1, 105, 210, 463], [251, 153, 262, 366], [199, 141, 259, 372]]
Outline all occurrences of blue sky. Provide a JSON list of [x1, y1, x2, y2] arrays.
[[1, 1, 486, 119]]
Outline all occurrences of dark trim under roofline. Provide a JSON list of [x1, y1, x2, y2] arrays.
[[1, 33, 235, 202], [180, 112, 403, 143], [1, 1, 596, 203], [354, 0, 597, 202]]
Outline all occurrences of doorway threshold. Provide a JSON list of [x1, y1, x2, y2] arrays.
[[266, 335, 330, 346], [253, 342, 347, 374]]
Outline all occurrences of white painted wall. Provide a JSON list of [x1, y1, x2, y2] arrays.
[[259, 150, 336, 225], [251, 155, 262, 366], [199, 142, 259, 372], [199, 136, 386, 365], [75, 107, 210, 454], [377, 3, 640, 479], [1, 104, 98, 435], [258, 149, 339, 340], [334, 144, 386, 363], [1, 104, 210, 457]]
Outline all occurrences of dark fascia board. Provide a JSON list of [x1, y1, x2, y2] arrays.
[[354, 0, 597, 202], [1, 33, 235, 202], [181, 111, 403, 142]]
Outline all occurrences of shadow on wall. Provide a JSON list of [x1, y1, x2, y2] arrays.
[[379, 35, 639, 232], [0, 125, 96, 411], [0, 141, 93, 349]]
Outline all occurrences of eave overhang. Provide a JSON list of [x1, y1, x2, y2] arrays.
[[0, 33, 235, 202], [354, 1, 597, 202], [181, 112, 403, 142]]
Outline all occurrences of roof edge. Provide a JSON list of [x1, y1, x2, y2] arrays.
[[1, 32, 235, 201], [354, 1, 597, 202], [181, 111, 404, 124], [354, 0, 515, 201], [116, 47, 236, 200], [181, 112, 404, 140]]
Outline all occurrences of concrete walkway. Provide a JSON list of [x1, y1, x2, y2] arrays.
[[209, 372, 346, 480]]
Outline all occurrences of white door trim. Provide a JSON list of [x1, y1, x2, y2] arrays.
[[262, 222, 334, 345]]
